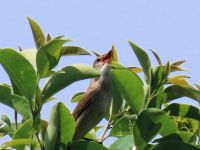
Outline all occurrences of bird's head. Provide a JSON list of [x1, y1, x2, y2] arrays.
[[93, 50, 111, 76]]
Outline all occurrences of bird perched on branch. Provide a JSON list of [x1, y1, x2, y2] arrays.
[[73, 50, 112, 140]]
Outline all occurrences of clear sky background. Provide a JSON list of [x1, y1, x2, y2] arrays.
[[0, 0, 200, 145]]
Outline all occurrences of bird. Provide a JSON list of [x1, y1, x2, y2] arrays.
[[73, 50, 112, 140]]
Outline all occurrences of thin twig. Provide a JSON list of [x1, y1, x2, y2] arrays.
[[14, 110, 18, 129], [99, 118, 111, 143], [35, 133, 45, 150]]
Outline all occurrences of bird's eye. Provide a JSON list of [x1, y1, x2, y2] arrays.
[[96, 58, 101, 62]]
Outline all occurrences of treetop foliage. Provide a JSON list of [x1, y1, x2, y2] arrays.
[[0, 17, 200, 150]]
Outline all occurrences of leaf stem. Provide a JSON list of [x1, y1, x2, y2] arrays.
[[14, 110, 18, 129], [99, 118, 111, 143]]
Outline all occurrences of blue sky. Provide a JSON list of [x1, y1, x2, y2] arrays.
[[0, 0, 200, 145]]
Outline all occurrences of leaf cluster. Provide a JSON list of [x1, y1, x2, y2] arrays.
[[0, 17, 200, 150]]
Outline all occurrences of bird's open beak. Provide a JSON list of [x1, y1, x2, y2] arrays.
[[102, 50, 112, 64]]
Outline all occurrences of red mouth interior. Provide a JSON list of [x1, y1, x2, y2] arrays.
[[102, 51, 112, 62]]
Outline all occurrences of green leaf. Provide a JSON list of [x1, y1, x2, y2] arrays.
[[44, 102, 75, 150], [151, 66, 165, 92], [0, 84, 32, 119], [69, 140, 108, 150], [61, 46, 90, 56], [27, 17, 45, 48], [0, 49, 37, 100], [153, 131, 196, 144], [159, 117, 178, 137], [110, 135, 134, 150], [129, 41, 151, 83], [13, 120, 34, 139], [11, 95, 32, 119], [147, 86, 164, 109], [20, 48, 37, 71], [12, 119, 34, 150], [110, 116, 135, 137], [71, 92, 84, 103], [163, 85, 200, 103], [41, 64, 100, 101], [0, 123, 16, 137], [1, 115, 11, 127], [84, 129, 97, 141], [132, 108, 177, 149], [150, 141, 198, 150], [109, 80, 123, 117], [0, 139, 38, 149], [149, 49, 162, 65], [111, 69, 144, 114], [36, 39, 69, 77], [164, 103, 200, 121], [0, 84, 12, 104]]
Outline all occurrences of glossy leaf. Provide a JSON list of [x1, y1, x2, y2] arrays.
[[133, 108, 177, 149], [111, 69, 144, 114], [164, 61, 171, 78], [110, 115, 136, 137], [0, 84, 12, 105], [164, 103, 200, 121], [44, 102, 75, 149], [159, 117, 178, 137], [0, 49, 37, 100], [27, 17, 45, 48], [147, 86, 164, 109], [12, 119, 34, 150], [150, 141, 198, 150], [0, 139, 38, 149], [154, 131, 196, 144], [20, 48, 37, 71], [41, 64, 100, 101], [13, 120, 33, 139], [129, 41, 151, 83], [0, 86, 32, 119], [36, 39, 69, 77], [150, 49, 162, 65], [110, 135, 134, 150], [128, 67, 143, 73], [69, 140, 108, 150], [84, 129, 97, 141], [110, 80, 124, 117], [71, 92, 84, 103], [168, 75, 191, 87], [163, 85, 200, 103], [61, 46, 90, 56], [0, 84, 32, 119], [151, 66, 165, 92]]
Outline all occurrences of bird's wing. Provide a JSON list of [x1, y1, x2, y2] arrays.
[[73, 87, 100, 121]]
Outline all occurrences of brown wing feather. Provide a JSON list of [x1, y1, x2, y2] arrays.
[[73, 87, 100, 120]]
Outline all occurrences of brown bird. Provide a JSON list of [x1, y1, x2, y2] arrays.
[[73, 50, 112, 140]]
